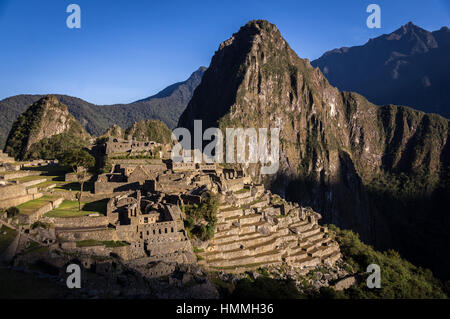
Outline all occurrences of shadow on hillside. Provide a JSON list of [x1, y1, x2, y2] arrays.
[[82, 199, 108, 215], [267, 153, 450, 281]]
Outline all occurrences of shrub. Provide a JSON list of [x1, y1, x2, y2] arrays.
[[327, 225, 448, 299], [6, 207, 19, 218]]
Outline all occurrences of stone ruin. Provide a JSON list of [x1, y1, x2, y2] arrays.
[[104, 136, 165, 157], [1, 144, 342, 283]]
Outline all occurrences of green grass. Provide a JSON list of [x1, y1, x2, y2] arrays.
[[76, 240, 103, 247], [0, 226, 17, 254], [22, 165, 91, 193], [34, 180, 58, 189], [11, 175, 48, 183], [16, 196, 58, 216], [193, 246, 205, 253], [234, 188, 250, 194], [103, 241, 129, 248], [76, 240, 129, 248], [22, 242, 48, 255], [44, 199, 107, 218]]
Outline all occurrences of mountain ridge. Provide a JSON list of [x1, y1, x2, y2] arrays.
[[0, 67, 206, 149], [312, 22, 450, 118]]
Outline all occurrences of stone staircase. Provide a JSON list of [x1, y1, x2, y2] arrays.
[[198, 188, 341, 273]]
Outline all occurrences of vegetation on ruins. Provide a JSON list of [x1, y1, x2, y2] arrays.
[[108, 153, 161, 160], [124, 119, 173, 144], [183, 193, 219, 241], [16, 196, 58, 216], [76, 240, 129, 248], [31, 221, 51, 230], [6, 206, 19, 218], [44, 199, 108, 218], [57, 149, 95, 211]]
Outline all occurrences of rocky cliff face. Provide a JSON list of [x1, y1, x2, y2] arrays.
[[4, 95, 90, 160], [179, 20, 450, 279]]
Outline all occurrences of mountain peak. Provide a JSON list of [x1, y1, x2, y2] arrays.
[[403, 21, 425, 33], [219, 19, 283, 51]]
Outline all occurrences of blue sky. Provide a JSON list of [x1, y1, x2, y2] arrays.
[[0, 0, 449, 104]]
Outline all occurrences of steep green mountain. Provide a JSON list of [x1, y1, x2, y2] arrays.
[[4, 95, 91, 160], [124, 119, 172, 144], [0, 67, 206, 149], [179, 20, 450, 279], [312, 22, 450, 118]]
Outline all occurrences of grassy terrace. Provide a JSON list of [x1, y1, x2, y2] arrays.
[[76, 240, 129, 248], [20, 165, 93, 192], [44, 199, 108, 218], [16, 196, 58, 216], [11, 175, 47, 183], [234, 188, 250, 194], [0, 226, 17, 254]]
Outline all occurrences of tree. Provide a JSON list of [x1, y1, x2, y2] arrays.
[[58, 149, 95, 211]]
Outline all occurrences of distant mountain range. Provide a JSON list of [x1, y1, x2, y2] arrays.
[[312, 22, 450, 118], [0, 67, 206, 149]]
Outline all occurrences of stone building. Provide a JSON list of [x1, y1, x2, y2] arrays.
[[105, 137, 163, 157], [105, 191, 194, 263]]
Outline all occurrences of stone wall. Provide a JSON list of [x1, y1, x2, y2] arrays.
[[0, 184, 43, 209], [56, 228, 116, 241], [43, 216, 109, 228], [18, 197, 63, 224], [0, 170, 40, 181]]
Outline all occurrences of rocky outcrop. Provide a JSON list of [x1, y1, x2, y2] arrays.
[[178, 20, 450, 279]]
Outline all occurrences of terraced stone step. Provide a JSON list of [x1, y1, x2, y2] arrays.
[[206, 260, 282, 273], [211, 233, 276, 251], [294, 255, 321, 269], [300, 226, 321, 238], [321, 250, 342, 266], [202, 237, 279, 260], [285, 250, 308, 263], [207, 249, 282, 267], [317, 243, 340, 258], [218, 208, 243, 219]]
